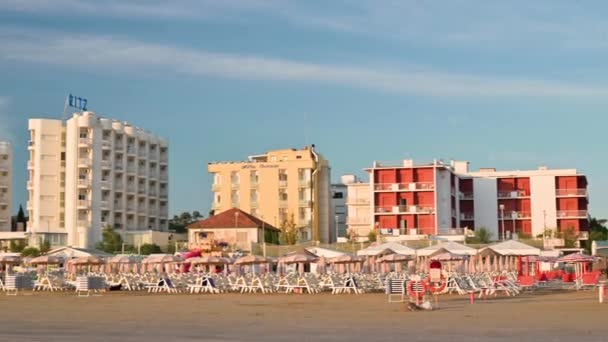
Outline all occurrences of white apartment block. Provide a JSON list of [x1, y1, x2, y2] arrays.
[[345, 177, 372, 241], [27, 112, 169, 249], [0, 141, 11, 232]]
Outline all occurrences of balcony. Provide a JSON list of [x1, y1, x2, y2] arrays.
[[230, 200, 239, 207], [126, 205, 136, 213], [459, 192, 474, 200], [27, 161, 35, 169], [28, 140, 35, 149], [101, 160, 111, 169], [100, 201, 109, 209], [160, 190, 168, 198], [100, 180, 110, 189], [347, 217, 371, 225], [114, 204, 123, 212], [77, 179, 92, 188], [138, 151, 147, 159], [126, 147, 136, 156], [27, 180, 33, 189], [77, 220, 89, 228], [115, 183, 124, 191], [499, 211, 531, 219], [212, 202, 221, 209], [497, 190, 529, 199], [250, 199, 258, 208], [77, 158, 92, 167], [278, 180, 288, 188], [160, 173, 168, 182], [212, 183, 221, 191], [438, 228, 466, 236], [149, 190, 157, 197], [298, 179, 311, 188], [346, 199, 370, 206], [374, 182, 435, 192], [102, 140, 111, 149], [375, 205, 435, 214], [460, 212, 474, 220], [299, 218, 311, 227], [250, 180, 259, 189], [231, 182, 240, 190], [115, 143, 124, 151], [77, 200, 91, 208], [279, 199, 288, 208], [160, 155, 168, 164], [556, 189, 588, 197], [115, 164, 124, 172], [299, 199, 312, 207], [149, 172, 158, 180], [78, 138, 93, 146], [127, 186, 136, 193], [27, 200, 33, 209], [138, 187, 146, 195], [557, 210, 588, 219]]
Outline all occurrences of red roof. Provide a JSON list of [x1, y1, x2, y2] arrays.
[[187, 208, 280, 232]]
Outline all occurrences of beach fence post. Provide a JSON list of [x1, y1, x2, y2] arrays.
[[599, 281, 606, 304], [469, 291, 475, 304]]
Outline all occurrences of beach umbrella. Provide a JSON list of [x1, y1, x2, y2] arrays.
[[317, 255, 327, 275], [29, 256, 63, 265], [556, 253, 598, 263], [67, 256, 103, 265], [430, 252, 466, 261], [234, 255, 271, 265], [330, 255, 364, 264], [376, 254, 413, 263], [142, 255, 183, 264], [279, 253, 319, 264]]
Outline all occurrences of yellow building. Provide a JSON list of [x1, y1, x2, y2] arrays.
[[208, 146, 333, 243]]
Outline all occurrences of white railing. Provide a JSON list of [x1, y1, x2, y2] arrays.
[[100, 180, 110, 188], [298, 179, 311, 187], [460, 212, 474, 220], [459, 192, 474, 200], [497, 190, 528, 198], [100, 160, 111, 169], [375, 205, 435, 214], [100, 201, 109, 209], [77, 220, 89, 228], [77, 158, 91, 167], [77, 179, 91, 187], [374, 182, 435, 191], [347, 217, 371, 225], [556, 189, 587, 197], [557, 210, 588, 218], [438, 228, 465, 236], [78, 138, 92, 145], [499, 211, 532, 219], [212, 183, 221, 191], [77, 200, 91, 208], [278, 180, 288, 188], [102, 140, 111, 149], [279, 199, 288, 207]]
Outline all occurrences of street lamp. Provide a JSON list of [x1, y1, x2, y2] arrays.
[[511, 211, 517, 239], [335, 215, 339, 242], [499, 204, 505, 240]]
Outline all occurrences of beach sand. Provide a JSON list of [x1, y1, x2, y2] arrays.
[[0, 290, 605, 342]]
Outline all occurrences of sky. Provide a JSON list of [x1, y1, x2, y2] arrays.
[[1, 0, 608, 218]]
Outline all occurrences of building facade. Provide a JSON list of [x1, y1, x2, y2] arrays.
[[208, 146, 333, 243], [344, 177, 372, 242], [0, 141, 11, 232], [27, 112, 169, 249], [331, 175, 353, 240], [347, 159, 589, 243]]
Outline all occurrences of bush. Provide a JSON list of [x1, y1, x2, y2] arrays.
[[10, 240, 27, 253], [95, 226, 124, 253], [21, 247, 41, 257], [367, 230, 377, 243], [518, 233, 533, 240], [39, 239, 51, 254], [139, 243, 162, 255]]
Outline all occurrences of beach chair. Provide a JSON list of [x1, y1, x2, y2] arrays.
[[146, 278, 179, 293], [332, 276, 362, 294], [386, 278, 406, 303]]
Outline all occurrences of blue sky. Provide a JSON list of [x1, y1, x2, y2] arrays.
[[1, 0, 608, 218]]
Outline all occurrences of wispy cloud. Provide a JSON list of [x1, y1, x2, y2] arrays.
[[2, 28, 608, 98], [3, 1, 608, 50]]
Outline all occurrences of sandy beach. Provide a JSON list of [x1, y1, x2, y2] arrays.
[[0, 290, 605, 342]]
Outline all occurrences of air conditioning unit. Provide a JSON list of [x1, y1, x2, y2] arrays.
[[392, 229, 400, 236], [409, 228, 418, 235]]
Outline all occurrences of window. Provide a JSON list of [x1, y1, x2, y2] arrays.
[[250, 170, 258, 183], [332, 192, 344, 199], [279, 189, 288, 201], [278, 169, 288, 181], [230, 171, 239, 184]]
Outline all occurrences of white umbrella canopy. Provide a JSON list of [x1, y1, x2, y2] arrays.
[[430, 252, 467, 261], [108, 255, 138, 264], [417, 241, 477, 257], [279, 254, 319, 264], [556, 253, 598, 263], [186, 256, 232, 265], [485, 240, 540, 256]]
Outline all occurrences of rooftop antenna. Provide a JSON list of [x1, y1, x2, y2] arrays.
[[61, 94, 70, 121]]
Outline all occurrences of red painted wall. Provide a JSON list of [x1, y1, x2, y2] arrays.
[[376, 193, 397, 206], [521, 220, 532, 234], [375, 169, 397, 184], [557, 198, 578, 210], [497, 178, 516, 192], [418, 214, 435, 234], [398, 169, 414, 184], [515, 178, 530, 194], [414, 168, 434, 183], [558, 219, 580, 231], [377, 216, 397, 229], [398, 215, 416, 228], [556, 176, 578, 189], [415, 192, 435, 206]]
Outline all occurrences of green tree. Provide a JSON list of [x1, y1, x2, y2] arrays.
[[95, 225, 124, 253], [562, 226, 579, 248], [9, 240, 26, 253], [208, 209, 215, 217], [139, 243, 162, 255], [39, 238, 51, 254], [466, 226, 492, 244], [21, 247, 41, 257], [166, 243, 176, 254], [279, 213, 300, 245], [192, 211, 203, 220], [367, 230, 377, 243], [16, 205, 26, 224]]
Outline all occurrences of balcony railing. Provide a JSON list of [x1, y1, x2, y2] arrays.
[[231, 182, 240, 190], [556, 189, 588, 197], [127, 186, 136, 193], [100, 201, 109, 209], [160, 174, 168, 182], [77, 158, 91, 167], [374, 182, 435, 192], [101, 160, 111, 169], [346, 199, 371, 206], [126, 147, 136, 155], [28, 140, 35, 148], [499, 211, 531, 219], [138, 187, 146, 195], [298, 199, 312, 207], [298, 179, 311, 188], [557, 210, 588, 218], [459, 192, 474, 200], [460, 212, 474, 220], [27, 200, 33, 208], [212, 183, 221, 191], [250, 179, 259, 188], [375, 205, 435, 214], [77, 179, 92, 187], [438, 228, 466, 236], [160, 155, 168, 164], [77, 220, 89, 228], [250, 199, 258, 208], [497, 190, 528, 198], [102, 140, 111, 149], [347, 217, 371, 225], [115, 143, 124, 151], [279, 199, 288, 207], [278, 180, 288, 188], [27, 161, 35, 169], [100, 180, 110, 189], [27, 180, 33, 188], [78, 138, 93, 146], [77, 200, 91, 208]]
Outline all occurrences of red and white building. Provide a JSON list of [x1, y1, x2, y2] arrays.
[[348, 159, 589, 242]]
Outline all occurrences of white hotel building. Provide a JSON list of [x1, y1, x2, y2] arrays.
[[0, 141, 12, 232], [27, 112, 169, 249]]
